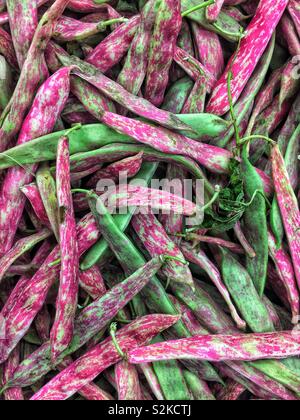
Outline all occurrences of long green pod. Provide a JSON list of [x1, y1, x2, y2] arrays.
[[152, 336, 192, 400], [36, 163, 60, 242], [220, 248, 275, 332], [241, 145, 268, 296]]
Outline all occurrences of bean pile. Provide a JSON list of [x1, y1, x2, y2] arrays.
[[0, 0, 299, 401]]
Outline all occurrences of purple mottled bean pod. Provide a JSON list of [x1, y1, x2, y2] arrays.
[[132, 213, 194, 290], [271, 145, 300, 291], [6, 0, 38, 68], [145, 0, 182, 107], [207, 0, 289, 115], [50, 136, 79, 361], [30, 315, 180, 400], [115, 360, 143, 400], [21, 183, 51, 228], [2, 346, 24, 400], [128, 330, 300, 363], [0, 67, 72, 257]]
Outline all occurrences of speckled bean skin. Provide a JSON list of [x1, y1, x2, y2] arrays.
[[87, 15, 141, 73], [271, 145, 300, 290], [20, 184, 51, 227], [207, 0, 289, 115], [67, 0, 116, 13], [101, 111, 233, 175], [145, 0, 182, 107], [206, 0, 225, 22], [0, 27, 18, 69], [6, 0, 38, 68], [181, 242, 246, 330], [0, 0, 70, 153], [30, 315, 180, 400], [5, 257, 165, 389], [0, 67, 72, 257], [105, 185, 197, 217], [0, 229, 51, 284], [50, 136, 79, 361], [2, 346, 24, 400], [86, 152, 143, 188], [117, 0, 156, 96], [78, 266, 107, 300], [268, 231, 300, 325], [0, 213, 100, 365], [132, 213, 194, 290], [58, 53, 192, 132], [115, 360, 143, 400], [128, 330, 300, 363], [191, 23, 224, 79], [0, 241, 53, 319]]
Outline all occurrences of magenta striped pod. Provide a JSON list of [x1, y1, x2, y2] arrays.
[[247, 68, 282, 135], [182, 77, 207, 113], [226, 361, 298, 400], [181, 242, 246, 330], [207, 0, 289, 115], [58, 56, 192, 133], [206, 0, 225, 22], [86, 152, 144, 188], [267, 265, 290, 311], [115, 360, 143, 400], [79, 266, 107, 300], [58, 357, 115, 400], [0, 241, 53, 319], [0, 0, 70, 153], [87, 15, 140, 73], [271, 145, 300, 290], [0, 213, 100, 365], [36, 163, 60, 241], [128, 330, 300, 364], [224, 0, 247, 5], [279, 13, 300, 56], [100, 111, 232, 175], [21, 183, 51, 228], [288, 0, 300, 37], [117, 0, 156, 96], [268, 231, 300, 325], [169, 295, 208, 336], [0, 27, 19, 70], [131, 213, 194, 290], [144, 0, 182, 107], [191, 23, 224, 79], [279, 59, 300, 106], [0, 0, 49, 25], [185, 234, 244, 254], [2, 346, 24, 401], [218, 379, 246, 400], [30, 315, 180, 400], [6, 0, 38, 68], [50, 136, 79, 361], [0, 67, 72, 257], [67, 0, 117, 13], [0, 229, 52, 284], [174, 46, 217, 91], [105, 185, 198, 217]]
